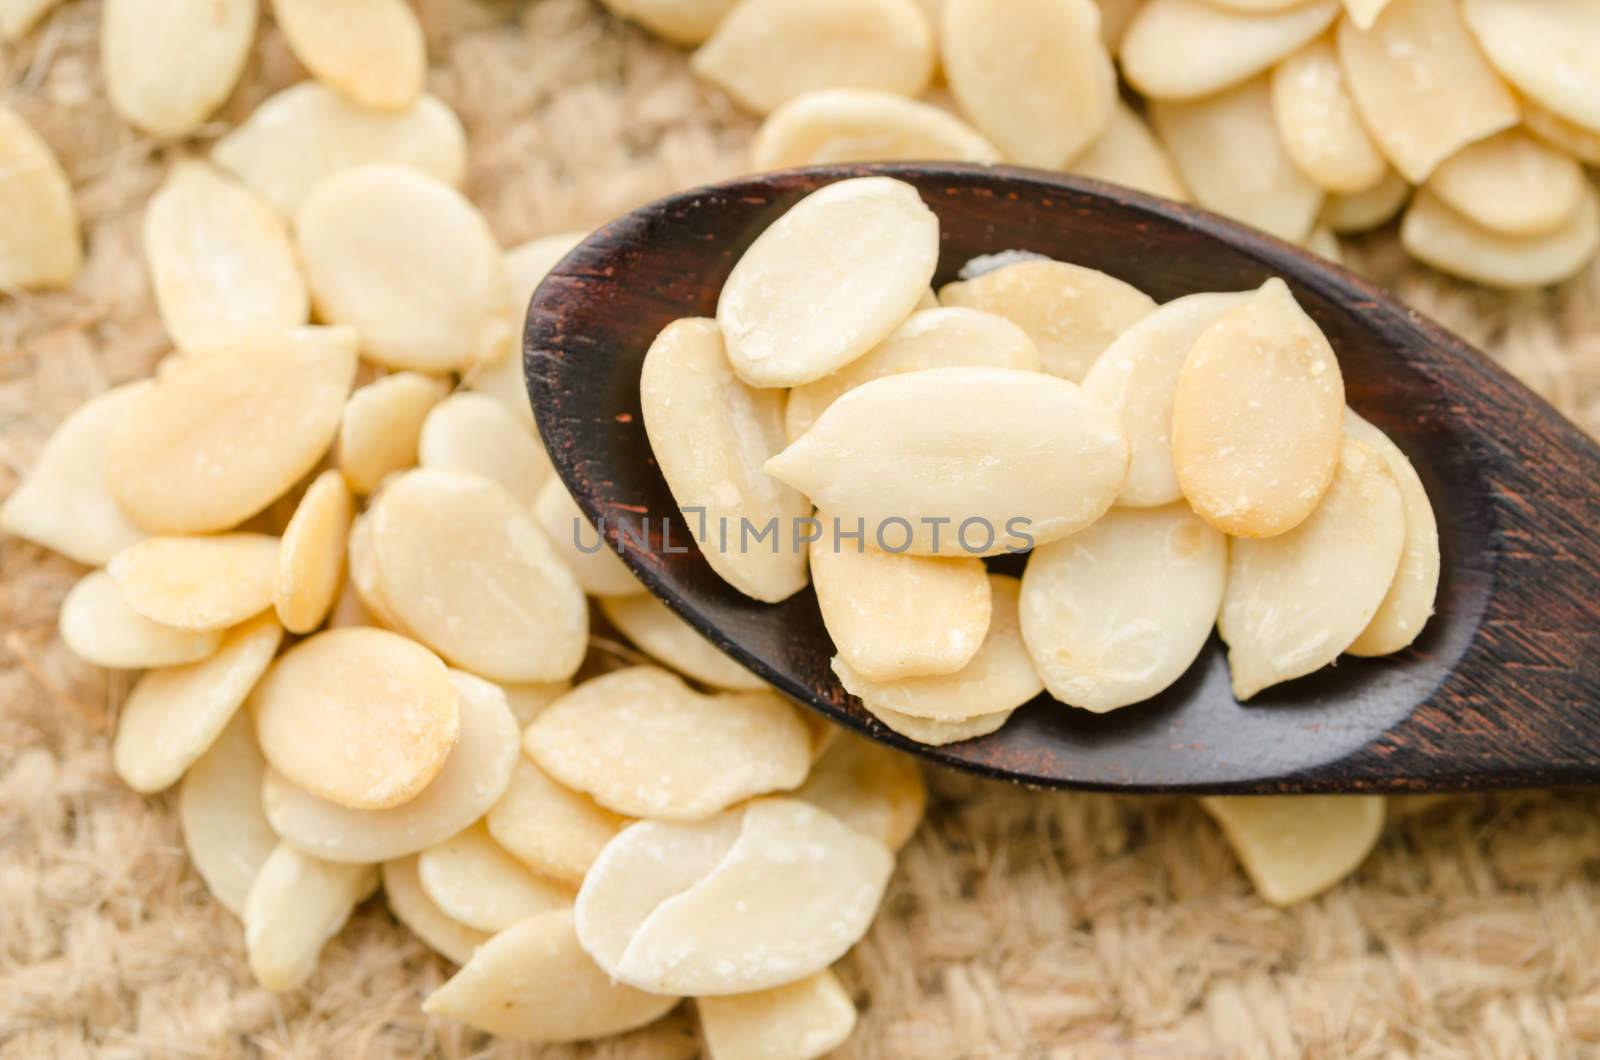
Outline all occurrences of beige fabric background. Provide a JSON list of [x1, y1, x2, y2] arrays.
[[2, 1, 1599, 1056]]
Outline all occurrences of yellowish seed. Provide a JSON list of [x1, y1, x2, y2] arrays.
[[179, 711, 278, 917], [1201, 795, 1385, 905], [271, 0, 425, 111], [100, 0, 256, 136], [337, 372, 450, 495], [109, 533, 280, 631], [417, 823, 574, 932], [697, 970, 858, 1060], [60, 569, 221, 670], [486, 757, 631, 886], [0, 102, 81, 289], [244, 842, 378, 991], [274, 470, 354, 634]]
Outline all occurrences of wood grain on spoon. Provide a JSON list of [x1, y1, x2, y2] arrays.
[[524, 163, 1600, 794]]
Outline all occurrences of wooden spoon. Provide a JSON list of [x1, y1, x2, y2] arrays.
[[524, 163, 1600, 794]]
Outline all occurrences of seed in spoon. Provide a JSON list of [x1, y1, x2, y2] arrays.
[[1020, 504, 1226, 713], [938, 258, 1154, 383], [1219, 438, 1406, 699], [716, 176, 939, 387], [640, 317, 811, 602], [1171, 278, 1345, 539]]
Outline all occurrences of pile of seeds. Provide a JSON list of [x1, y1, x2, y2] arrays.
[[611, 0, 1600, 290], [643, 174, 1442, 900], [3, 1, 947, 1052], [0, 0, 1479, 1050]]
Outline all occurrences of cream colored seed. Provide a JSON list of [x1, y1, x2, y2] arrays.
[[381, 856, 491, 966], [251, 627, 459, 811], [577, 798, 893, 996], [423, 909, 680, 1043], [370, 469, 588, 682], [273, 470, 354, 634], [718, 177, 938, 387], [1522, 100, 1600, 168], [417, 392, 552, 507], [1269, 38, 1388, 196], [691, 0, 934, 114], [1425, 130, 1586, 238], [109, 533, 280, 631], [486, 757, 631, 886], [295, 165, 510, 373], [143, 161, 308, 358], [107, 326, 357, 534], [1320, 167, 1410, 234], [271, 0, 425, 111], [496, 682, 572, 728], [212, 83, 467, 215], [262, 670, 520, 862], [751, 89, 1001, 169], [245, 842, 378, 992], [766, 368, 1128, 556], [639, 318, 810, 602], [465, 232, 585, 428], [600, 0, 738, 45], [251, 630, 457, 813], [1121, 0, 1338, 102], [1400, 184, 1600, 290], [942, 0, 1115, 167], [1, 383, 149, 564], [1344, 413, 1440, 657], [1201, 795, 1385, 906], [938, 259, 1155, 383], [1336, 0, 1520, 183], [1065, 99, 1190, 203], [811, 515, 992, 682], [785, 306, 1041, 441], [698, 970, 858, 1060], [868, 703, 1012, 745], [100, 0, 255, 136], [535, 478, 642, 598], [793, 732, 926, 851], [59, 569, 221, 670], [1462, 0, 1600, 136], [337, 372, 449, 496], [0, 0, 63, 39], [1151, 76, 1324, 244], [525, 667, 812, 821], [112, 612, 283, 794], [598, 593, 768, 692], [179, 712, 278, 917], [1020, 505, 1226, 713], [1220, 438, 1405, 700], [0, 103, 81, 289], [1172, 278, 1345, 539], [344, 512, 409, 632], [833, 574, 1042, 722], [1081, 291, 1251, 508], [418, 823, 575, 933]]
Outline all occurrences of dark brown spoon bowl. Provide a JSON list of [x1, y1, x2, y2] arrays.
[[525, 163, 1600, 794]]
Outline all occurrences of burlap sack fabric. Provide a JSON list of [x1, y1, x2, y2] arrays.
[[2, 2, 1598, 1056]]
